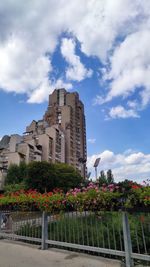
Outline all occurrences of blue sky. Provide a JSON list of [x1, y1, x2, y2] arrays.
[[0, 0, 150, 182]]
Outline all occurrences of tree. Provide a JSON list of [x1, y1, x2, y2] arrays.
[[99, 170, 107, 186], [106, 169, 114, 184], [19, 162, 28, 181], [26, 161, 57, 193], [25, 161, 83, 193], [26, 161, 83, 193], [99, 169, 114, 186], [6, 164, 21, 185], [5, 161, 83, 193], [5, 162, 28, 185], [54, 163, 83, 192]]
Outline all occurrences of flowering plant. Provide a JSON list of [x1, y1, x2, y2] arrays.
[[0, 181, 149, 212]]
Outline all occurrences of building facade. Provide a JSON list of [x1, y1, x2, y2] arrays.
[[44, 89, 87, 177], [0, 88, 87, 189]]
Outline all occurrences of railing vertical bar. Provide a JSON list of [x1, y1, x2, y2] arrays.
[[18, 217, 21, 237], [95, 214, 100, 247], [39, 215, 41, 239], [36, 216, 38, 239], [140, 220, 147, 254], [38, 216, 40, 239], [112, 220, 117, 251], [68, 211, 71, 243], [54, 214, 56, 241], [118, 213, 123, 251], [17, 218, 19, 238], [16, 214, 18, 237], [36, 214, 38, 238], [85, 211, 89, 246], [24, 218, 26, 239], [31, 215, 33, 239], [12, 214, 14, 239], [55, 214, 57, 241], [107, 222, 111, 250], [60, 213, 63, 242], [72, 212, 75, 244], [101, 219, 105, 248], [81, 212, 84, 245], [135, 223, 140, 254], [64, 213, 67, 242], [76, 211, 80, 244], [49, 214, 52, 240], [34, 214, 36, 238], [56, 214, 59, 241], [32, 215, 34, 238], [41, 211, 48, 250], [27, 214, 29, 237], [90, 212, 94, 247], [35, 217, 37, 238]]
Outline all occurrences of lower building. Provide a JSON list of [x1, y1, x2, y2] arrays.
[[0, 125, 65, 190]]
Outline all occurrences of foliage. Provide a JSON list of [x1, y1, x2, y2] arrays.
[[26, 161, 57, 193], [3, 182, 27, 194], [117, 179, 138, 194], [5, 161, 83, 193], [99, 171, 107, 186], [106, 169, 114, 184], [0, 181, 149, 212], [54, 163, 83, 192], [6, 162, 28, 185], [6, 164, 21, 185], [99, 169, 114, 186], [19, 162, 28, 181]]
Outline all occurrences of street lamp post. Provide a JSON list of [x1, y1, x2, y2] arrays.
[[93, 158, 101, 182]]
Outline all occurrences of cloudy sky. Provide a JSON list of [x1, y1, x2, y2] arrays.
[[0, 0, 150, 182]]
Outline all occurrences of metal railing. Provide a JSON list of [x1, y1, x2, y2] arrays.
[[0, 210, 149, 267]]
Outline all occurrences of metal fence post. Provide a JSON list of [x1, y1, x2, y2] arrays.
[[41, 211, 48, 250], [122, 212, 133, 267]]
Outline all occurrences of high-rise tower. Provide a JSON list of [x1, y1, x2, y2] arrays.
[[44, 89, 87, 178]]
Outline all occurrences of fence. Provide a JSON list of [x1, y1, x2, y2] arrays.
[[0, 210, 150, 267]]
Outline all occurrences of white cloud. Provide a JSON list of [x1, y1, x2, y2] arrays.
[[87, 138, 96, 144], [0, 0, 150, 107], [61, 38, 93, 81], [28, 78, 72, 103], [70, 0, 145, 61], [104, 30, 150, 105], [108, 105, 140, 119], [87, 150, 116, 170], [0, 1, 75, 103], [93, 95, 105, 106], [127, 100, 139, 109], [95, 28, 150, 117], [125, 152, 145, 165], [87, 149, 150, 182]]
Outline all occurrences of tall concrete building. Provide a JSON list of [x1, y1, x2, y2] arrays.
[[44, 89, 87, 177]]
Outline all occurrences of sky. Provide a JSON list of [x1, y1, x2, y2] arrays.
[[0, 0, 150, 183]]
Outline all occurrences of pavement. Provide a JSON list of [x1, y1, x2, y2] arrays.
[[0, 240, 121, 267]]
